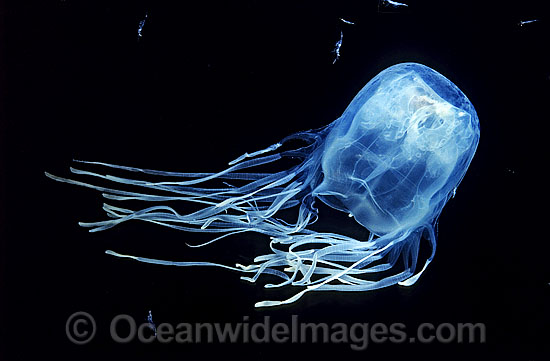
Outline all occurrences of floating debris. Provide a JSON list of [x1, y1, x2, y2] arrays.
[[339, 18, 355, 25], [380, 0, 408, 8], [518, 19, 539, 27], [137, 13, 148, 40], [147, 310, 157, 336], [378, 0, 409, 13], [332, 31, 343, 64]]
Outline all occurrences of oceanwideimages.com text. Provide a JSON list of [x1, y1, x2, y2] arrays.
[[66, 312, 486, 350]]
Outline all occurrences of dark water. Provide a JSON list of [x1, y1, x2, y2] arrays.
[[1, 1, 549, 360]]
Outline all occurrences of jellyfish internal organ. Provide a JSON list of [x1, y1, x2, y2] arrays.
[[47, 63, 479, 307]]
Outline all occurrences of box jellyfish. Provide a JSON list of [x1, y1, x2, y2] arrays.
[[46, 63, 480, 307]]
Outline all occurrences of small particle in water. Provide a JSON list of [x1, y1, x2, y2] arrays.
[[339, 18, 355, 25], [518, 19, 539, 27], [380, 0, 408, 8], [147, 310, 157, 336], [332, 31, 343, 64], [138, 13, 148, 40]]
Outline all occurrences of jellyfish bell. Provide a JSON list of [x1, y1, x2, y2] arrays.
[[46, 62, 480, 307], [315, 63, 479, 236]]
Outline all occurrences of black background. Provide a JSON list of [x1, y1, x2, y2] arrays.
[[1, 0, 549, 360]]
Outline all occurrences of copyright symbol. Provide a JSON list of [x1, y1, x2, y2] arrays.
[[66, 311, 96, 345]]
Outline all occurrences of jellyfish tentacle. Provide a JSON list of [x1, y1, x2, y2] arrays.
[[48, 125, 329, 243], [102, 226, 426, 307], [228, 142, 282, 165], [252, 239, 402, 307], [251, 230, 420, 306], [51, 151, 433, 307], [104, 249, 256, 272], [74, 153, 282, 183], [56, 164, 313, 236], [398, 225, 436, 286]]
